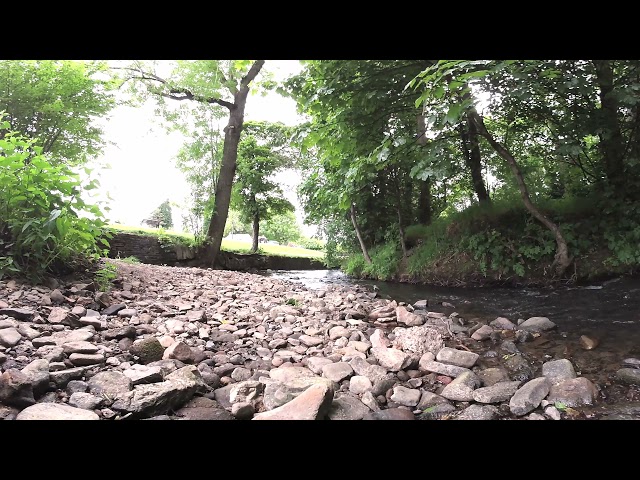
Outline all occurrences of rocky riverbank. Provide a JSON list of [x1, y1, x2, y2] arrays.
[[1, 259, 638, 420]]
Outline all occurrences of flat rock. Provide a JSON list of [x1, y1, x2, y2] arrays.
[[17, 403, 100, 420], [518, 316, 556, 332], [62, 341, 100, 354], [471, 325, 494, 340], [392, 325, 444, 356], [547, 377, 599, 407], [509, 377, 551, 416], [0, 308, 34, 320], [306, 357, 334, 375], [363, 408, 415, 420], [68, 392, 105, 410], [269, 366, 336, 392], [253, 383, 333, 420], [88, 371, 133, 400], [0, 369, 36, 408], [436, 347, 479, 368], [371, 347, 410, 371], [542, 359, 577, 385], [456, 404, 499, 420], [422, 360, 470, 378], [0, 328, 22, 347], [472, 381, 522, 403], [123, 365, 164, 385], [327, 393, 370, 420], [440, 370, 481, 402], [349, 375, 373, 395], [390, 386, 421, 407], [617, 368, 640, 386], [322, 362, 354, 383]]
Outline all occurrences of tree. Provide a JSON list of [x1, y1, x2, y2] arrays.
[[117, 60, 266, 266], [147, 200, 173, 229], [260, 211, 301, 245], [233, 121, 296, 252], [0, 60, 116, 166]]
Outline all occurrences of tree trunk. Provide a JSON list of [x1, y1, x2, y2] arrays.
[[204, 60, 265, 266], [392, 170, 408, 258], [350, 202, 372, 264], [469, 111, 573, 276], [250, 211, 259, 254], [416, 114, 433, 224], [593, 60, 625, 193], [418, 179, 432, 224], [459, 113, 491, 204]]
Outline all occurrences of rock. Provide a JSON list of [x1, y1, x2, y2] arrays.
[[232, 402, 255, 420], [370, 347, 410, 371], [0, 308, 34, 320], [62, 341, 100, 354], [104, 325, 136, 340], [349, 375, 373, 395], [0, 328, 22, 347], [371, 374, 396, 397], [617, 368, 640, 385], [17, 403, 100, 420], [47, 307, 70, 325], [117, 308, 137, 317], [417, 403, 457, 420], [322, 362, 354, 383], [163, 341, 196, 363], [299, 335, 324, 347], [363, 408, 415, 420], [269, 366, 335, 392], [392, 325, 444, 356], [231, 367, 252, 382], [370, 329, 390, 348], [504, 354, 536, 383], [390, 386, 421, 407], [0, 319, 18, 329], [509, 377, 551, 416], [422, 360, 470, 378], [0, 369, 36, 408], [122, 365, 164, 385], [50, 367, 88, 388], [69, 353, 105, 366], [327, 394, 370, 420], [49, 330, 93, 346], [306, 357, 334, 375], [440, 371, 481, 402], [622, 358, 640, 369], [17, 324, 41, 340], [329, 326, 351, 340], [88, 371, 133, 400], [130, 337, 165, 364], [66, 380, 89, 394], [396, 306, 424, 326], [490, 317, 517, 330], [112, 365, 206, 418], [229, 380, 263, 404], [542, 359, 577, 385], [547, 377, 599, 407], [69, 392, 105, 410], [174, 397, 235, 420], [515, 330, 534, 343], [457, 404, 500, 420], [472, 381, 522, 403], [253, 383, 333, 420], [102, 303, 126, 316], [518, 316, 556, 332], [476, 367, 510, 386], [37, 345, 64, 362], [471, 325, 494, 340], [413, 300, 428, 310], [436, 347, 479, 368], [21, 359, 50, 397], [416, 391, 450, 410], [579, 335, 599, 350]]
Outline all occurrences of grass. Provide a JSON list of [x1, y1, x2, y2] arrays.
[[107, 224, 324, 260]]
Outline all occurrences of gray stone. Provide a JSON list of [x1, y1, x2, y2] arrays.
[[416, 391, 450, 410], [547, 377, 599, 407], [17, 324, 41, 340], [472, 381, 522, 403], [253, 383, 334, 420], [47, 307, 70, 325], [440, 370, 481, 401], [371, 374, 397, 396], [49, 289, 66, 303], [509, 377, 551, 416], [37, 345, 64, 362], [370, 329, 390, 348], [62, 341, 100, 354], [418, 352, 436, 372], [471, 324, 494, 340], [102, 303, 126, 316], [477, 367, 511, 386], [232, 402, 255, 420], [111, 365, 206, 418], [49, 330, 93, 346], [163, 341, 196, 363], [417, 402, 457, 420], [0, 369, 36, 408], [0, 307, 34, 320], [78, 316, 106, 330], [69, 392, 105, 410], [490, 317, 517, 330], [327, 394, 370, 420], [66, 380, 88, 394], [229, 380, 263, 404], [436, 347, 479, 368], [269, 366, 336, 392], [518, 316, 556, 332], [371, 347, 410, 371], [504, 354, 536, 383], [413, 300, 428, 310], [322, 362, 354, 383], [396, 306, 424, 327], [69, 353, 105, 366], [299, 335, 324, 347], [363, 408, 415, 420], [616, 368, 640, 386], [21, 359, 50, 397], [122, 365, 164, 385], [88, 371, 133, 400], [349, 375, 373, 395], [456, 404, 499, 420], [104, 325, 136, 340], [0, 328, 22, 347], [361, 391, 380, 411], [17, 403, 99, 420], [50, 367, 88, 388], [231, 367, 252, 382], [0, 319, 18, 329], [422, 360, 470, 378], [117, 308, 137, 317], [212, 384, 235, 409], [307, 357, 334, 374], [542, 359, 577, 385], [390, 386, 421, 407], [392, 325, 444, 356]]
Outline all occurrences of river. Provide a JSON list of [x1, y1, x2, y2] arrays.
[[264, 269, 640, 414]]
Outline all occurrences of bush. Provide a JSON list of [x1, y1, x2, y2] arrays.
[[0, 118, 111, 281], [298, 237, 325, 251]]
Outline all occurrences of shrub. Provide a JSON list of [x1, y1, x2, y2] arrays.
[[0, 117, 111, 281]]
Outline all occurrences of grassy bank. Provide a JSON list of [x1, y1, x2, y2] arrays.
[[106, 225, 325, 261], [342, 195, 640, 287]]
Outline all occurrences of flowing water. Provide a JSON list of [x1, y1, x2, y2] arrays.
[[264, 269, 640, 416]]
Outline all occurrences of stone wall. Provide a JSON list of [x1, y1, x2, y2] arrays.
[[107, 232, 325, 270]]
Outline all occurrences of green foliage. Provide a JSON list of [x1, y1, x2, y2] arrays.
[[344, 243, 402, 281], [0, 120, 111, 281], [0, 60, 117, 166], [297, 237, 325, 251], [95, 261, 118, 292], [148, 199, 174, 229], [118, 255, 140, 264], [260, 211, 302, 245], [285, 298, 301, 306]]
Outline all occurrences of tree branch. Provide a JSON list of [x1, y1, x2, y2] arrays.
[[241, 60, 266, 89]]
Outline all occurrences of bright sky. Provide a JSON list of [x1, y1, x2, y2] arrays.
[[92, 60, 310, 234]]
